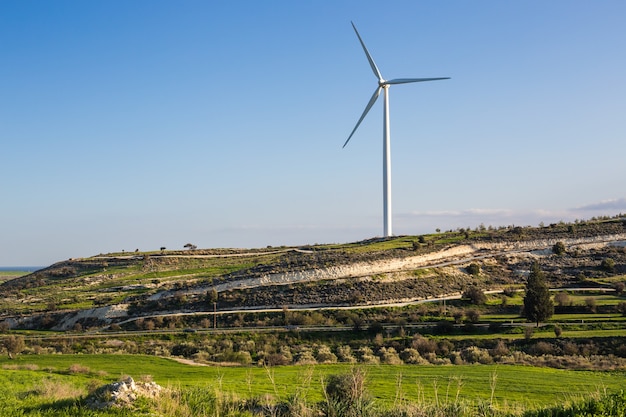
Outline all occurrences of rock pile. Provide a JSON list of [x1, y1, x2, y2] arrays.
[[85, 376, 162, 409]]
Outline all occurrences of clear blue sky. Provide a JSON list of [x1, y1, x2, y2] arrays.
[[2, 1, 625, 266]]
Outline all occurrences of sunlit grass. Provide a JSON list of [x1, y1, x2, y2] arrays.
[[2, 355, 624, 409]]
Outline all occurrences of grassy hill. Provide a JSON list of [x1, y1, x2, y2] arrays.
[[1, 217, 625, 332]]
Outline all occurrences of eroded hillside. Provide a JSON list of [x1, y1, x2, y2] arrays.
[[1, 218, 625, 331]]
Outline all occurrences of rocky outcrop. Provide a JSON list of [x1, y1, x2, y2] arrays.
[[85, 376, 162, 410], [167, 234, 626, 298]]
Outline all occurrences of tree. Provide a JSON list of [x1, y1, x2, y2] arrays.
[[552, 241, 566, 255], [3, 335, 25, 359], [523, 262, 554, 326], [466, 263, 481, 276], [462, 286, 486, 305], [184, 243, 197, 250], [601, 258, 615, 273]]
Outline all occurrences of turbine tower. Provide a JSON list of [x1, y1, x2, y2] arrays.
[[343, 22, 449, 237]]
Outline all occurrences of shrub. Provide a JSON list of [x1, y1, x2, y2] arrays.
[[552, 241, 566, 255], [315, 345, 338, 364], [616, 301, 626, 316], [336, 345, 356, 363], [451, 309, 464, 324], [294, 349, 317, 365], [601, 258, 616, 273], [367, 321, 384, 336], [411, 335, 437, 355], [399, 348, 425, 364], [68, 363, 91, 374], [490, 340, 509, 358], [562, 341, 579, 355], [460, 346, 493, 364], [503, 287, 517, 297], [462, 286, 486, 304], [530, 341, 556, 356], [323, 368, 371, 416], [434, 320, 455, 335], [524, 327, 534, 340], [356, 347, 379, 364], [378, 347, 402, 365], [465, 308, 481, 323], [2, 335, 25, 359], [585, 297, 597, 313], [466, 263, 480, 276], [554, 291, 571, 307]]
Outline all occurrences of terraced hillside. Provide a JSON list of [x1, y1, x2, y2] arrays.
[[1, 218, 625, 331]]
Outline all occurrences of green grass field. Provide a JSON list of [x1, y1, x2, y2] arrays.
[[2, 355, 624, 409]]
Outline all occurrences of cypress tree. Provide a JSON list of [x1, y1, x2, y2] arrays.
[[523, 261, 554, 326]]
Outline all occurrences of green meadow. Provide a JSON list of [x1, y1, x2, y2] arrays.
[[2, 355, 624, 409]]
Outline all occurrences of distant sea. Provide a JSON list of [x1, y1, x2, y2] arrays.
[[0, 266, 45, 272]]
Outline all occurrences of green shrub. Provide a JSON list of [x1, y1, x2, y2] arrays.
[[462, 286, 486, 305], [552, 241, 566, 255]]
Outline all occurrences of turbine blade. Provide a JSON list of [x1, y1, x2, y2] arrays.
[[343, 87, 382, 148], [351, 22, 384, 82], [386, 77, 450, 85]]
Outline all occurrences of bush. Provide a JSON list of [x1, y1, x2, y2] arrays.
[[356, 347, 379, 364], [462, 286, 486, 305], [411, 335, 437, 355], [530, 341, 556, 356], [378, 347, 403, 365], [601, 258, 616, 273], [323, 368, 372, 417], [552, 241, 566, 255], [399, 348, 425, 364], [585, 297, 597, 313], [434, 320, 455, 335], [503, 287, 517, 297], [490, 340, 509, 358], [465, 308, 481, 323], [336, 345, 356, 363], [466, 263, 480, 276], [315, 345, 337, 364], [554, 291, 571, 307], [460, 346, 493, 364]]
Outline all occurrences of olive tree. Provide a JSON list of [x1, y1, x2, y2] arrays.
[[2, 335, 25, 359]]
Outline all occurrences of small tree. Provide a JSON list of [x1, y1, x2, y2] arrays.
[[465, 308, 480, 323], [601, 258, 616, 273], [523, 262, 554, 326], [3, 335, 25, 359], [466, 263, 481, 276], [554, 291, 571, 307], [463, 286, 486, 305], [552, 241, 566, 255]]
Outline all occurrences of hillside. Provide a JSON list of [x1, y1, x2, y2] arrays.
[[1, 217, 625, 332]]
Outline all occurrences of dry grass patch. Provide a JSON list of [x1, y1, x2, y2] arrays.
[[34, 378, 85, 400]]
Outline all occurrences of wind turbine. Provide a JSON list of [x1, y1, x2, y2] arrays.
[[343, 22, 449, 238]]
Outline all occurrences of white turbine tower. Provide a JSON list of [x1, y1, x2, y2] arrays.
[[343, 22, 449, 238]]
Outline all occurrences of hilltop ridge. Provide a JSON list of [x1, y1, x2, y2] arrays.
[[1, 217, 625, 331]]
